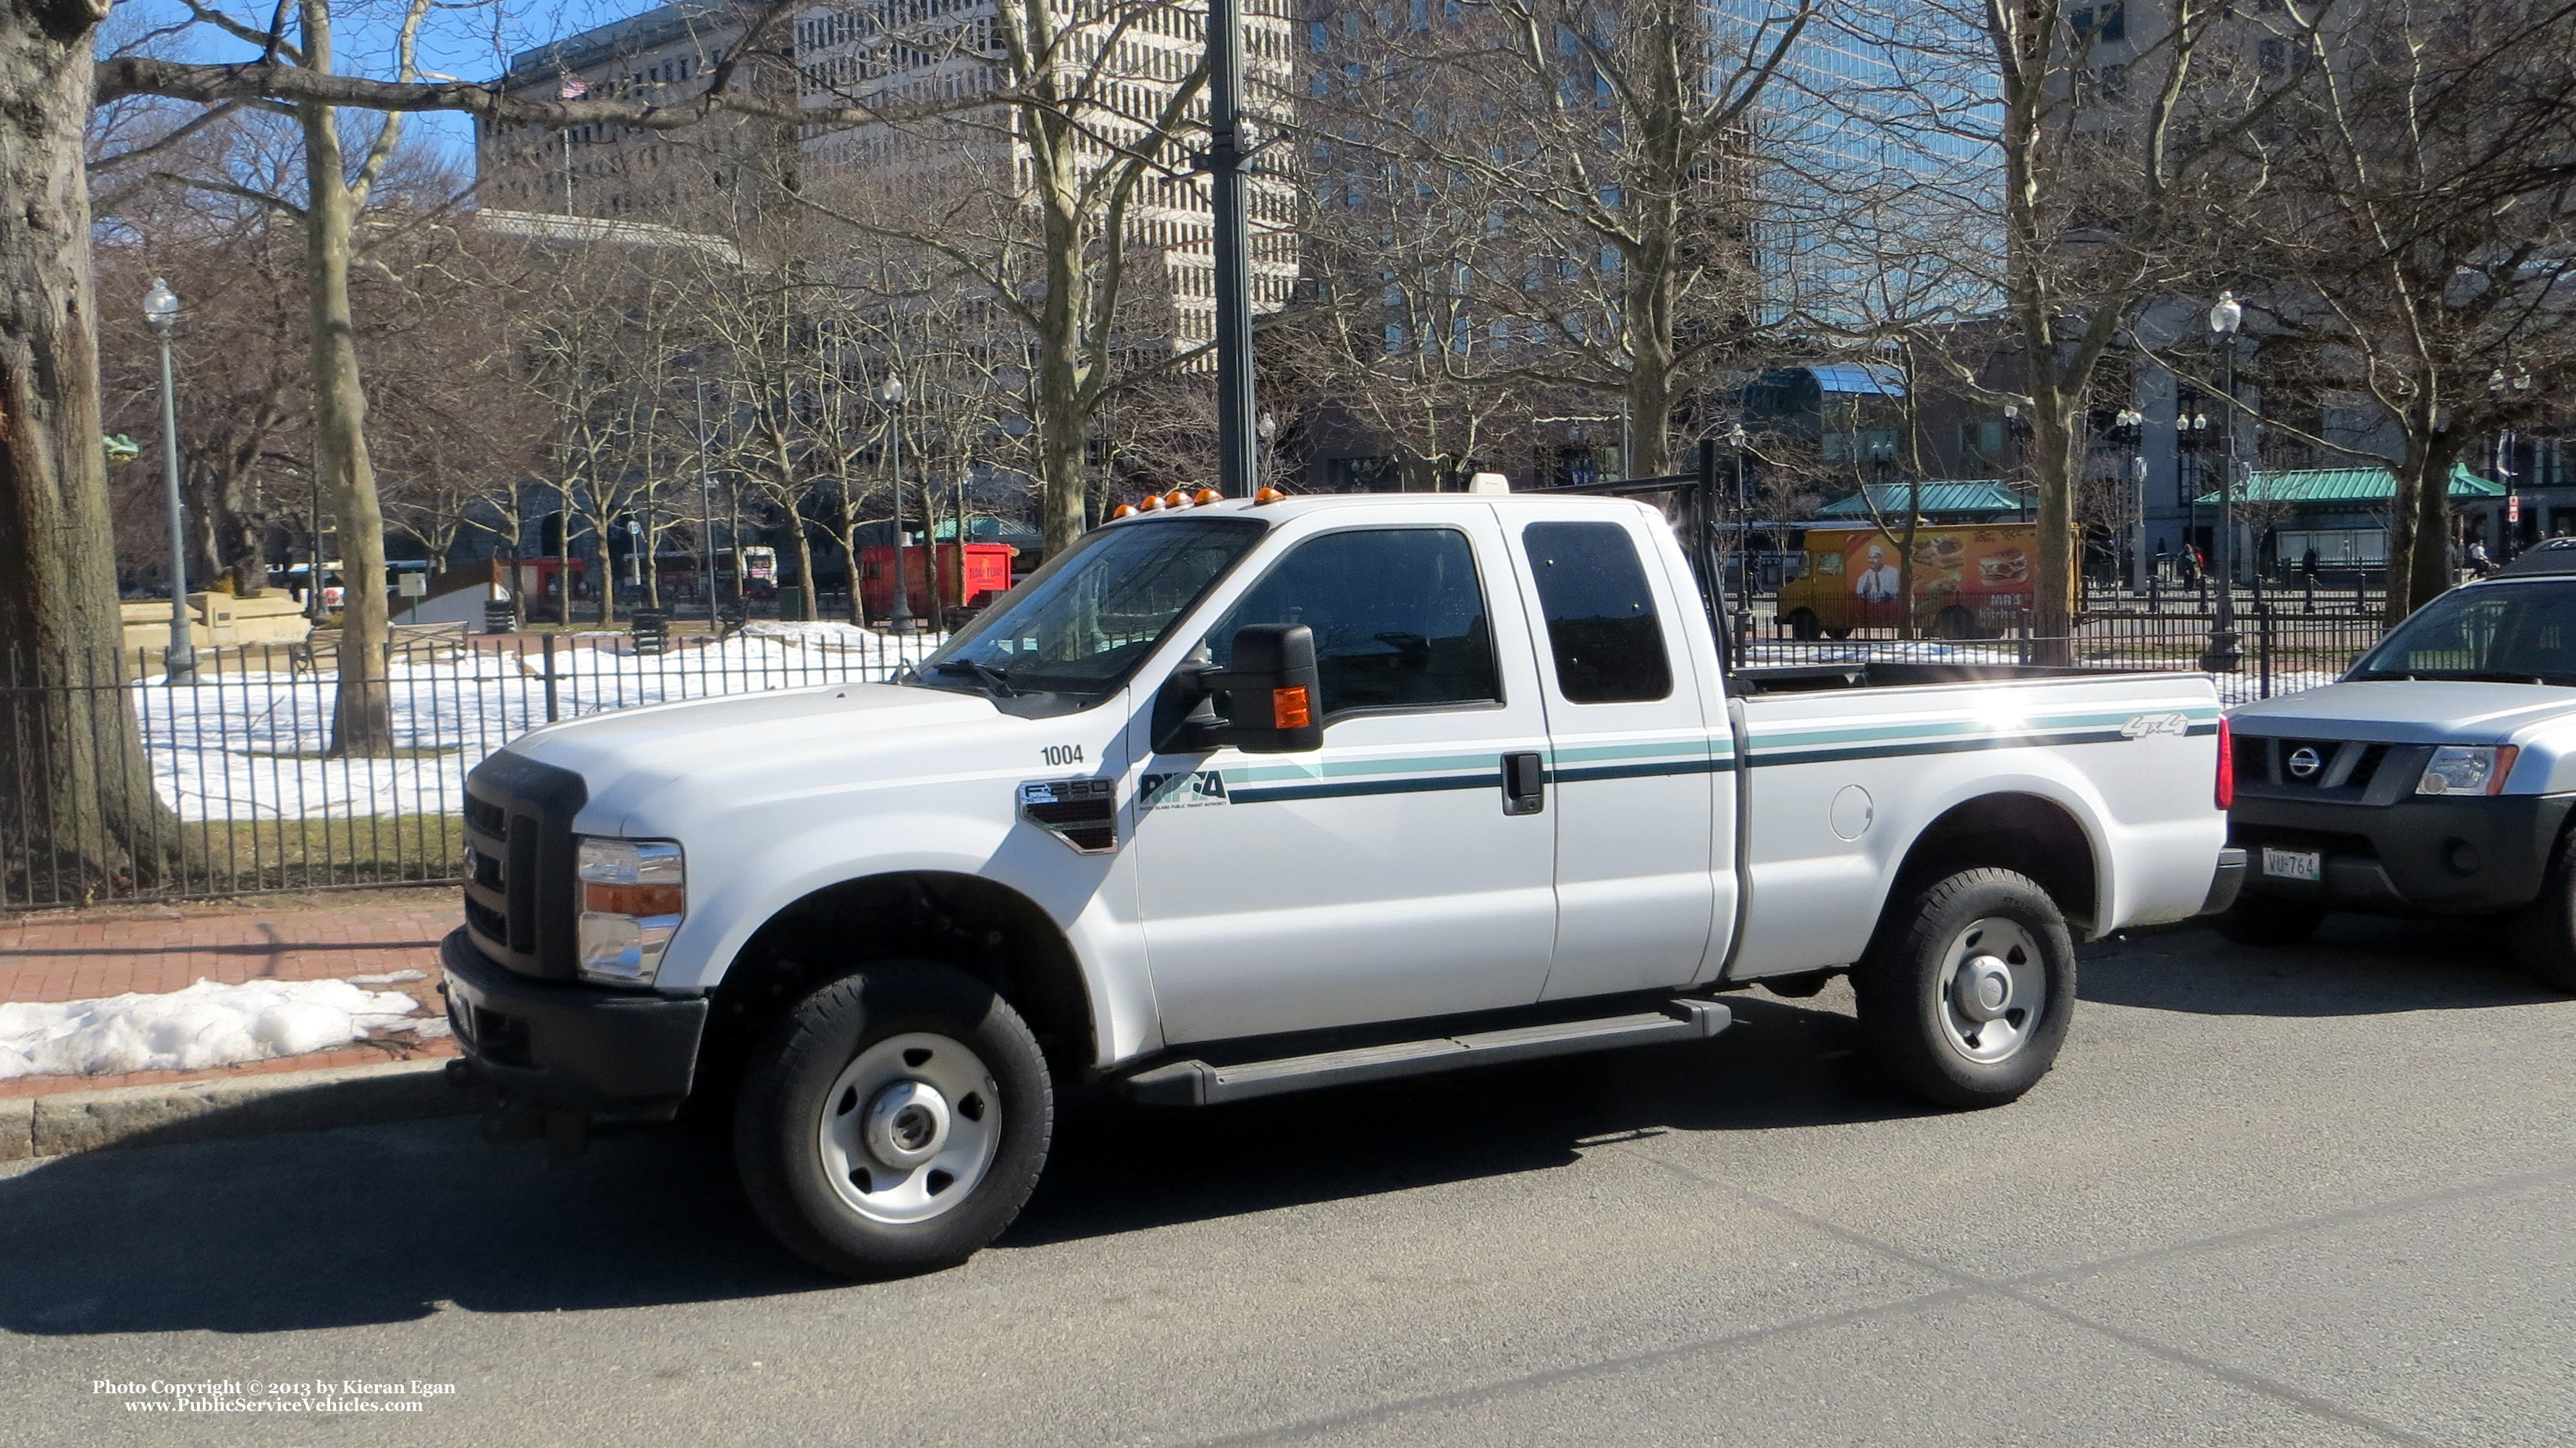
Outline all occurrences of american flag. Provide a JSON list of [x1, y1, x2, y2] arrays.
[[558, 76, 589, 100]]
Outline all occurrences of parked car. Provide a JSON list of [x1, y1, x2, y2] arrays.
[[2221, 538, 2576, 989], [445, 490, 2239, 1277]]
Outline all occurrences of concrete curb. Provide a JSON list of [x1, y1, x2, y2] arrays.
[[0, 1059, 493, 1164]]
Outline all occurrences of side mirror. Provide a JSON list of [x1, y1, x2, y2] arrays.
[[1158, 623, 1323, 754]]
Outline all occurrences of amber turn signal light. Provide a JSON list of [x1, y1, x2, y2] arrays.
[[1271, 686, 1312, 729], [584, 881, 686, 917]]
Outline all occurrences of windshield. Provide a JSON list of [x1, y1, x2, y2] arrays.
[[914, 515, 1265, 705], [2349, 581, 2576, 686]]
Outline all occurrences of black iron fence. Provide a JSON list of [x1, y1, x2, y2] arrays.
[[1, 625, 934, 911], [4, 599, 2386, 911], [1732, 601, 2385, 707]]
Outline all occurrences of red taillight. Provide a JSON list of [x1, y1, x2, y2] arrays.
[[2215, 715, 2235, 811]]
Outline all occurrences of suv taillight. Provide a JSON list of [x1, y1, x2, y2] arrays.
[[2215, 715, 2235, 810]]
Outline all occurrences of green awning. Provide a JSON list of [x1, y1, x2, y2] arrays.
[[2192, 463, 2505, 508], [1816, 480, 2033, 518]]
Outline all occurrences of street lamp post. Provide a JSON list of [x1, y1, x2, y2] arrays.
[[143, 279, 195, 684], [2200, 290, 2245, 672], [877, 371, 914, 633], [694, 379, 720, 626], [1204, 0, 1256, 497]]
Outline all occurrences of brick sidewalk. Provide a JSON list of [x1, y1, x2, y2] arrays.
[[0, 888, 460, 1100]]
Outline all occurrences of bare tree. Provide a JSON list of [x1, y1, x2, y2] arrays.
[[1854, 1, 2301, 655], [2245, 0, 2576, 616]]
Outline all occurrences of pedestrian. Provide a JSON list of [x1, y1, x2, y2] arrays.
[[2302, 546, 2320, 584], [2467, 539, 2493, 577], [2179, 547, 2201, 590]]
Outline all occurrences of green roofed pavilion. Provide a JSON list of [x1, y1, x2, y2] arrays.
[[2192, 463, 2505, 508]]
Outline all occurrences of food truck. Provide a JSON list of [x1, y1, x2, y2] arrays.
[[1774, 521, 2054, 639]]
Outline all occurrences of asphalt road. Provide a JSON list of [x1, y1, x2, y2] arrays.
[[4, 915, 2572, 1447]]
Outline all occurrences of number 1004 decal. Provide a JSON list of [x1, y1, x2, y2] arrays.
[[1042, 744, 1085, 767]]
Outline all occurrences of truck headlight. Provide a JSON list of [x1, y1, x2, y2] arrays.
[[576, 837, 684, 986], [2417, 745, 2519, 797]]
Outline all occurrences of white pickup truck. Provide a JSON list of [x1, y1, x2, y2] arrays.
[[444, 489, 2239, 1276]]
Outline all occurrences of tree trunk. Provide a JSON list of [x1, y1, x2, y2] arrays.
[[2029, 408, 2079, 665], [298, 63, 395, 754], [2404, 433, 2467, 618], [1036, 164, 1089, 555], [0, 3, 190, 897], [791, 513, 818, 623]]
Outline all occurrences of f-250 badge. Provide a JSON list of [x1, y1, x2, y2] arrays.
[[1139, 770, 1229, 809]]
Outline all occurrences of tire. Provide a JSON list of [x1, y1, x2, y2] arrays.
[[1787, 608, 1822, 641], [2212, 895, 2325, 948], [1853, 867, 2076, 1109], [734, 960, 1053, 1278], [1932, 605, 1977, 641], [2507, 840, 2576, 993], [1824, 626, 1853, 640]]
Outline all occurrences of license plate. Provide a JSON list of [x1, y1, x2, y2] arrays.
[[2261, 846, 2322, 883]]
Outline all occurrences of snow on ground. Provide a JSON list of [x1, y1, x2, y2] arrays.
[[0, 978, 427, 1079], [132, 628, 940, 822]]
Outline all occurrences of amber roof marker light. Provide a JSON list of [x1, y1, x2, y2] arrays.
[[1254, 487, 1287, 505]]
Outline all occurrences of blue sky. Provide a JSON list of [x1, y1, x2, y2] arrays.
[[105, 1, 670, 165]]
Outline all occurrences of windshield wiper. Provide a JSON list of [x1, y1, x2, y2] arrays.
[[927, 657, 1021, 696]]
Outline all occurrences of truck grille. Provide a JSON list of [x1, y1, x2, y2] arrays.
[[460, 752, 589, 979]]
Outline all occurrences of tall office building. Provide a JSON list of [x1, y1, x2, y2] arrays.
[[790, 0, 1301, 354], [476, 2, 799, 231]]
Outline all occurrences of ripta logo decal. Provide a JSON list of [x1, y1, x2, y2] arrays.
[[2121, 712, 2192, 738], [1140, 770, 1230, 809]]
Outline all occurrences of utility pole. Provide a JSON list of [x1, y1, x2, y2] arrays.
[[1205, 0, 1256, 497]]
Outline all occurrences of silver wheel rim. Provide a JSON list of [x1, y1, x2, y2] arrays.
[[817, 1032, 1001, 1225], [1936, 917, 2046, 1064]]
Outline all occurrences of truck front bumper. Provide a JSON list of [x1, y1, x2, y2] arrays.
[[441, 928, 707, 1118], [2228, 792, 2576, 917]]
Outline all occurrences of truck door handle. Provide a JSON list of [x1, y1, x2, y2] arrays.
[[1502, 752, 1546, 815]]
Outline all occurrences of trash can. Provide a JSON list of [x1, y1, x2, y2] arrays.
[[630, 611, 669, 656], [482, 599, 516, 635]]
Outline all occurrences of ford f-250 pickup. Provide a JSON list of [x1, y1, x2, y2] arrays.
[[443, 488, 2240, 1276]]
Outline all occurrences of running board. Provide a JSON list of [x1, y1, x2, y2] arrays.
[[1117, 998, 1731, 1107]]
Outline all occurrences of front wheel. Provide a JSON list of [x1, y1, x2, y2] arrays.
[[1786, 607, 1822, 641], [1853, 868, 2076, 1108], [735, 961, 1053, 1277], [2507, 839, 2576, 993]]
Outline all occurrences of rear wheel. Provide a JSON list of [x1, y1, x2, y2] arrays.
[[2213, 896, 2325, 947], [1932, 605, 1977, 640], [1853, 868, 2075, 1108], [734, 960, 1052, 1277], [2506, 840, 2576, 993], [1786, 607, 1822, 641]]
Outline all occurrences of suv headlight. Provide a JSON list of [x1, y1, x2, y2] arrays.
[[2417, 745, 2520, 796], [576, 837, 684, 986]]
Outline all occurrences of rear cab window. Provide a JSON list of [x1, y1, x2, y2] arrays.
[[1522, 521, 1673, 704]]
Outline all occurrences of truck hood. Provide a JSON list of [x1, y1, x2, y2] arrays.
[[499, 681, 1008, 833], [2229, 680, 2576, 743]]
